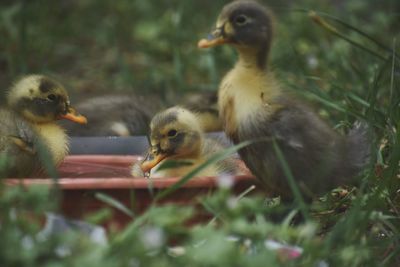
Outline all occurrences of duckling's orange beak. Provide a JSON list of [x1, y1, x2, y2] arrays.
[[140, 149, 167, 173], [60, 107, 88, 124], [198, 26, 230, 48]]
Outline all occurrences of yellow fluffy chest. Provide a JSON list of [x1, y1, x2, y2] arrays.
[[219, 66, 279, 138], [33, 123, 69, 165]]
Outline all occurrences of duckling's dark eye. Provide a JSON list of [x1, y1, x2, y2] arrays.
[[167, 129, 178, 138], [47, 94, 56, 101], [234, 15, 249, 26]]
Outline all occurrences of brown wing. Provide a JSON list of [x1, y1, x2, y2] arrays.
[[0, 109, 41, 177]]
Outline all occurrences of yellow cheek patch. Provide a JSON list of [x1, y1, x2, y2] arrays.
[[22, 110, 51, 123], [224, 22, 235, 36], [216, 18, 225, 29]]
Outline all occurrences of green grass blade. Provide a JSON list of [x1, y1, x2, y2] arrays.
[[156, 160, 193, 171], [389, 38, 396, 103], [346, 92, 371, 108], [95, 192, 134, 218], [154, 140, 253, 201], [272, 140, 310, 220], [317, 12, 400, 60], [309, 11, 386, 61]]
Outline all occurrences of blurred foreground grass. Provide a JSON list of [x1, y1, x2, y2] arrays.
[[0, 0, 399, 266]]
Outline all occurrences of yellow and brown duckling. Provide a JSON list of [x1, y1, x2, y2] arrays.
[[198, 0, 370, 200], [131, 106, 238, 178], [0, 75, 87, 177]]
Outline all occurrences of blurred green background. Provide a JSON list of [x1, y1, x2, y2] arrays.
[[0, 0, 398, 107]]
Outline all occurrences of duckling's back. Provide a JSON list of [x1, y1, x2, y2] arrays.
[[237, 96, 370, 199], [63, 95, 160, 136], [202, 137, 239, 176]]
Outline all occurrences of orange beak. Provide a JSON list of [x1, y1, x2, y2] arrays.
[[140, 151, 167, 173], [198, 36, 229, 48], [59, 107, 87, 124], [197, 27, 230, 48]]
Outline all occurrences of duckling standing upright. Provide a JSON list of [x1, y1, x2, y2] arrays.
[[0, 75, 87, 177], [198, 1, 370, 199], [131, 106, 238, 178]]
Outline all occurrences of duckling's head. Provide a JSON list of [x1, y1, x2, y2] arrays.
[[7, 75, 87, 124], [198, 0, 274, 69], [141, 107, 204, 173]]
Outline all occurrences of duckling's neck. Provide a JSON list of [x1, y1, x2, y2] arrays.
[[236, 45, 269, 71], [31, 122, 69, 165], [219, 51, 281, 140]]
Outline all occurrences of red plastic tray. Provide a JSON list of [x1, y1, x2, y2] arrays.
[[5, 155, 259, 230]]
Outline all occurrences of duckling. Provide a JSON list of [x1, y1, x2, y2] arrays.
[[180, 91, 222, 132], [0, 75, 87, 177], [131, 106, 238, 178], [198, 0, 370, 200], [63, 94, 162, 136]]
